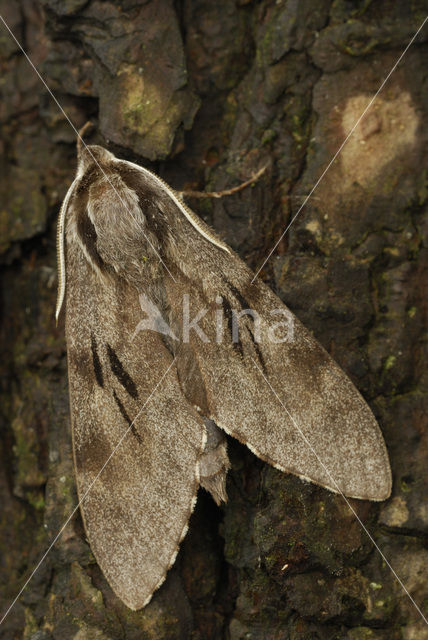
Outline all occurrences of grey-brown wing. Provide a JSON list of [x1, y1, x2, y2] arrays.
[[66, 246, 205, 610], [166, 238, 391, 502]]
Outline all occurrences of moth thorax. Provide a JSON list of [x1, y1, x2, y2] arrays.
[[87, 176, 163, 284]]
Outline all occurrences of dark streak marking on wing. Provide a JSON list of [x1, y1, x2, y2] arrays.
[[91, 333, 104, 388], [226, 280, 251, 312], [107, 344, 139, 399], [222, 298, 244, 357], [76, 208, 105, 272], [113, 390, 143, 444], [116, 164, 171, 246], [247, 326, 267, 373]]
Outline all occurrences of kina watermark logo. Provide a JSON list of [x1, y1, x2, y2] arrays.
[[133, 293, 294, 344]]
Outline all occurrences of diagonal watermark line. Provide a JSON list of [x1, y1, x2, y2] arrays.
[[251, 15, 428, 283], [0, 14, 176, 284], [1, 4, 426, 628], [250, 356, 428, 625], [0, 358, 176, 626]]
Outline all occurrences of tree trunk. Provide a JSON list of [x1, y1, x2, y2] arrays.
[[0, 1, 427, 638]]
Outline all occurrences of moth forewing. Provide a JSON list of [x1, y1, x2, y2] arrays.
[[163, 270, 392, 502], [63, 149, 207, 610], [59, 144, 391, 610]]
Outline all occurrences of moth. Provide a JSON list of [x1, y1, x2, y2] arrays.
[[56, 140, 392, 611]]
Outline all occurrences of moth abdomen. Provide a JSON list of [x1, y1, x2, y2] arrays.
[[199, 419, 230, 505]]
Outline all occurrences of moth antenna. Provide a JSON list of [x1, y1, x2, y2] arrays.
[[171, 196, 231, 252], [123, 160, 231, 254], [57, 122, 95, 324], [77, 121, 93, 158], [56, 177, 79, 323]]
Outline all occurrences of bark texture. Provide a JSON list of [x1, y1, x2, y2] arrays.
[[0, 1, 427, 638]]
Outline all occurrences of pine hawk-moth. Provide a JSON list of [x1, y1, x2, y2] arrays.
[[56, 141, 392, 611]]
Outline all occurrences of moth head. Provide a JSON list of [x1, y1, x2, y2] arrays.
[[77, 144, 115, 177]]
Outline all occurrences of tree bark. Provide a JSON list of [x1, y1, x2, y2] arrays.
[[0, 1, 427, 638]]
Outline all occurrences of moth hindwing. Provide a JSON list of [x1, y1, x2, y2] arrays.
[[59, 144, 391, 610]]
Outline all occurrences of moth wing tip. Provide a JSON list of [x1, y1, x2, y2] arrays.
[[121, 596, 151, 612], [345, 468, 393, 502], [367, 456, 393, 502], [112, 584, 157, 611], [375, 475, 393, 502]]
